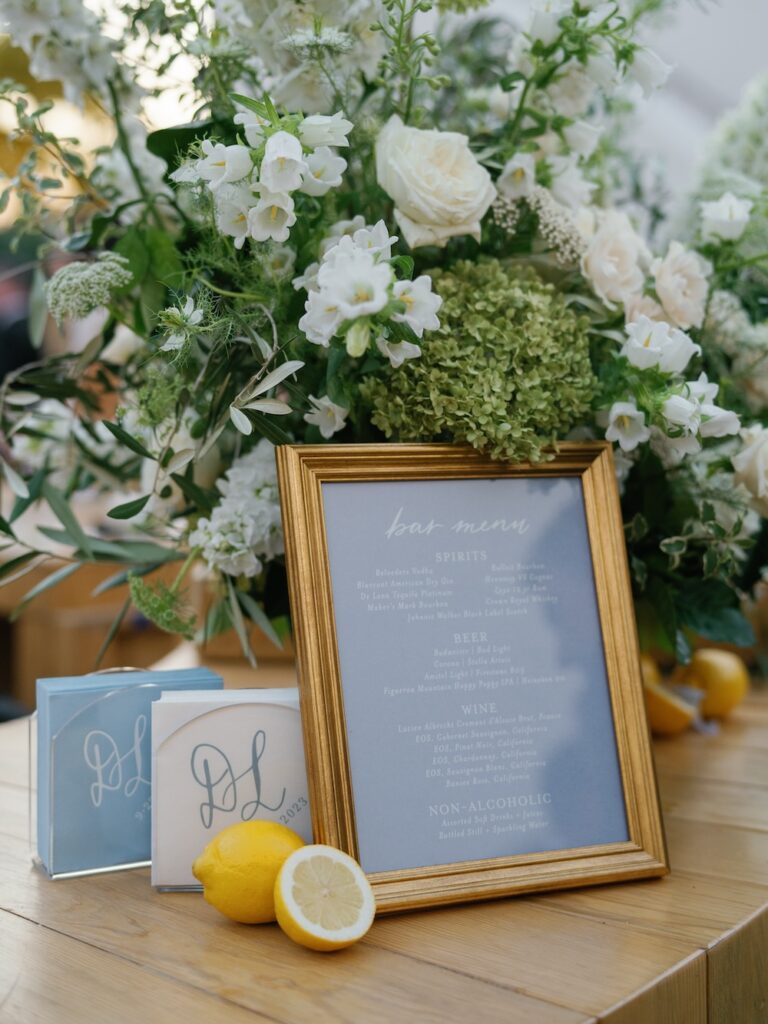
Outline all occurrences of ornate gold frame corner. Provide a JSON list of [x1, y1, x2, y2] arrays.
[[277, 442, 668, 913]]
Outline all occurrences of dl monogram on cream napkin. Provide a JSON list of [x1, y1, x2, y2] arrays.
[[151, 689, 311, 889]]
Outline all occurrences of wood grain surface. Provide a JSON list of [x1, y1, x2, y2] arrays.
[[0, 675, 765, 1023]]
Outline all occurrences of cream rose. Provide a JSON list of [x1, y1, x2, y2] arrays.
[[375, 115, 496, 249], [580, 210, 649, 306], [652, 241, 711, 330], [732, 426, 768, 517]]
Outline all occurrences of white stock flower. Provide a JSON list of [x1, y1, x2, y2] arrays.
[[392, 277, 442, 337], [732, 426, 768, 517], [247, 188, 296, 243], [621, 316, 701, 374], [497, 153, 536, 200], [298, 112, 353, 148], [198, 140, 252, 190], [605, 400, 651, 452], [652, 241, 711, 330], [300, 146, 347, 196], [630, 47, 673, 97], [563, 120, 602, 158], [547, 156, 595, 209], [304, 394, 348, 438], [259, 131, 306, 192], [233, 110, 268, 147], [581, 210, 649, 306], [375, 115, 496, 249], [376, 335, 421, 368], [700, 192, 753, 243]]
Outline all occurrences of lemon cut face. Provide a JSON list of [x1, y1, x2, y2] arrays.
[[275, 845, 376, 951]]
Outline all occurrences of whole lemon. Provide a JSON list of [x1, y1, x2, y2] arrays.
[[192, 821, 305, 924], [679, 648, 750, 719]]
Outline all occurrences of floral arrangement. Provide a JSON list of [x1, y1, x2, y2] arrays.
[[0, 0, 766, 665]]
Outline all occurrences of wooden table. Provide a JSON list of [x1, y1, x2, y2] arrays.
[[0, 678, 766, 1023]]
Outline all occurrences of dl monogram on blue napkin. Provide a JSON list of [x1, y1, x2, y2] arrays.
[[35, 668, 222, 878], [151, 689, 311, 889]]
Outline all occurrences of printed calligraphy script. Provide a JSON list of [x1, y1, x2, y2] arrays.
[[190, 730, 286, 829], [83, 715, 150, 808]]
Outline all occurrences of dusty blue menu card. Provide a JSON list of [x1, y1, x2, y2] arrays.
[[36, 667, 222, 877], [321, 476, 629, 875]]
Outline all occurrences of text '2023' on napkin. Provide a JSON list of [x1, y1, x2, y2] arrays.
[[35, 668, 223, 878]]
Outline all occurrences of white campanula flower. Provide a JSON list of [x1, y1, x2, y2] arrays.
[[292, 261, 320, 292], [547, 63, 597, 117], [264, 244, 296, 280], [663, 373, 740, 439], [621, 316, 701, 375], [605, 399, 651, 452], [376, 335, 422, 368], [630, 47, 673, 98], [375, 115, 496, 249], [650, 427, 702, 467], [198, 140, 252, 190], [392, 277, 442, 337], [247, 187, 296, 243], [347, 220, 399, 260], [319, 215, 366, 257], [304, 394, 348, 438], [317, 246, 393, 320], [547, 155, 596, 209], [214, 182, 253, 249], [497, 153, 536, 200], [732, 426, 768, 517], [300, 146, 347, 196], [585, 41, 619, 91], [345, 319, 371, 357], [298, 112, 354, 149], [527, 1, 567, 46], [259, 131, 306, 192], [160, 297, 204, 352], [298, 289, 343, 346], [563, 119, 602, 158], [303, 393, 348, 438], [581, 210, 649, 305], [652, 241, 711, 330], [233, 110, 268, 148], [700, 192, 753, 243]]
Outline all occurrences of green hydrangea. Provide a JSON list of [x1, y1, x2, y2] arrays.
[[362, 259, 596, 464]]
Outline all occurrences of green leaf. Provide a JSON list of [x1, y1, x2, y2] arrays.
[[28, 267, 47, 349], [675, 580, 756, 648], [249, 412, 293, 446], [9, 467, 45, 523], [107, 494, 152, 520], [10, 562, 81, 620], [170, 473, 215, 513], [0, 515, 15, 538], [38, 527, 182, 565], [41, 481, 94, 558], [500, 70, 526, 91], [231, 94, 269, 118], [0, 551, 39, 583], [94, 596, 131, 668], [226, 579, 257, 667], [145, 227, 184, 290], [238, 590, 283, 650], [115, 227, 149, 288], [91, 563, 161, 597], [102, 420, 156, 460], [2, 460, 29, 499], [146, 119, 215, 166]]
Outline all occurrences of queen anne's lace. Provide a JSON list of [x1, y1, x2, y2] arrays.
[[45, 253, 133, 324]]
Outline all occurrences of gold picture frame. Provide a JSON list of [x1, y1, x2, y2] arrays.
[[276, 442, 668, 913]]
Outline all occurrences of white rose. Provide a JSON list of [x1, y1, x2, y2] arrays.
[[624, 293, 665, 323], [581, 210, 649, 306], [700, 192, 753, 243], [733, 426, 768, 517], [375, 115, 496, 249], [652, 241, 711, 330]]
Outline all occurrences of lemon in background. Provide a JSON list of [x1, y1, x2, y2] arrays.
[[275, 845, 375, 951], [192, 821, 305, 924], [676, 648, 750, 719]]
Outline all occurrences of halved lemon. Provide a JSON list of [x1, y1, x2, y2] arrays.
[[274, 845, 376, 951]]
